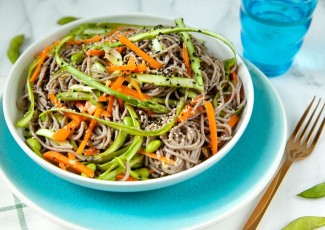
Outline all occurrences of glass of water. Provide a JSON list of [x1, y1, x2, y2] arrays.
[[240, 0, 318, 77]]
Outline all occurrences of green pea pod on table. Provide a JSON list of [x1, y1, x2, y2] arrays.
[[282, 216, 325, 230], [7, 34, 25, 64], [297, 182, 325, 199], [57, 16, 79, 25]]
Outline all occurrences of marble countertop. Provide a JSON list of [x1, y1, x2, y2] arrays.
[[0, 0, 325, 229]]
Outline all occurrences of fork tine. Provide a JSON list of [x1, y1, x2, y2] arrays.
[[300, 98, 321, 143], [291, 96, 315, 141], [307, 103, 325, 151]]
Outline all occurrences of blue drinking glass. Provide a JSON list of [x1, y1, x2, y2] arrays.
[[240, 0, 318, 77]]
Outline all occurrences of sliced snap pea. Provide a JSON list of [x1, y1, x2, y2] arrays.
[[71, 51, 84, 64], [145, 140, 162, 153], [26, 137, 42, 158], [7, 34, 25, 64], [297, 182, 325, 199], [57, 16, 79, 25], [282, 216, 325, 230]]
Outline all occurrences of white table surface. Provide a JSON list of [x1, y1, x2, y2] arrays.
[[0, 0, 325, 229]]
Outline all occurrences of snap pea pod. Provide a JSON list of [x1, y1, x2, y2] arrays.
[[282, 216, 325, 230], [297, 182, 325, 199], [57, 16, 79, 25], [71, 51, 84, 64], [97, 146, 131, 169], [41, 98, 184, 137], [94, 116, 133, 163], [174, 18, 203, 91], [16, 57, 40, 128], [131, 73, 203, 92], [7, 34, 25, 64], [26, 137, 42, 158], [97, 154, 144, 181], [152, 97, 178, 106]]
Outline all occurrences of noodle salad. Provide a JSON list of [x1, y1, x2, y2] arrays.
[[16, 18, 246, 181]]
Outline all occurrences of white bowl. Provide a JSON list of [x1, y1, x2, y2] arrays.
[[3, 13, 254, 192]]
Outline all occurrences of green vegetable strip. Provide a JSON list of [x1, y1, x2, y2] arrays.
[[94, 26, 236, 63], [7, 34, 25, 64], [56, 92, 94, 101], [16, 57, 40, 128], [54, 36, 169, 113], [174, 18, 203, 91], [131, 73, 202, 92], [40, 98, 185, 137], [96, 146, 130, 166]]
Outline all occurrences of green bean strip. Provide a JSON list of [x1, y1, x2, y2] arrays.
[[26, 137, 42, 158], [174, 18, 204, 91], [56, 92, 95, 101], [7, 34, 25, 64], [97, 146, 131, 167], [131, 73, 203, 92], [40, 98, 185, 137], [16, 57, 40, 128]]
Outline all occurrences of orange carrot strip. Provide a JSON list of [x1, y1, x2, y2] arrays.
[[67, 35, 102, 45], [228, 115, 239, 128], [190, 95, 203, 106], [30, 47, 50, 83], [97, 94, 110, 102], [49, 93, 84, 122], [182, 43, 191, 77], [117, 46, 125, 54], [204, 101, 218, 154], [76, 107, 102, 154], [59, 162, 67, 171], [68, 152, 76, 160], [84, 148, 99, 156], [85, 49, 105, 56], [119, 86, 150, 100], [131, 79, 146, 100], [177, 104, 193, 123], [107, 63, 136, 72], [53, 119, 81, 142], [106, 95, 115, 117], [116, 174, 138, 181], [111, 77, 126, 90], [119, 35, 163, 69], [133, 63, 147, 73], [138, 149, 175, 165], [43, 151, 94, 177]]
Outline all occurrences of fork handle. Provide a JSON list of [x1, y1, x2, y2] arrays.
[[242, 158, 293, 230]]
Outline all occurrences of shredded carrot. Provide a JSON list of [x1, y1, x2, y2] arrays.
[[84, 148, 99, 156], [182, 43, 191, 77], [119, 85, 150, 100], [131, 79, 146, 100], [30, 47, 50, 83], [49, 92, 84, 122], [117, 46, 125, 54], [68, 152, 76, 160], [53, 119, 81, 142], [43, 151, 94, 177], [138, 149, 175, 165], [134, 63, 147, 73], [97, 94, 110, 102], [67, 35, 102, 45], [76, 107, 102, 154], [107, 63, 136, 72], [59, 162, 67, 171], [119, 35, 163, 69], [228, 115, 239, 128], [85, 49, 105, 56], [230, 71, 237, 86], [204, 101, 218, 154], [190, 95, 203, 106], [178, 104, 193, 123], [116, 174, 138, 181], [111, 77, 126, 90], [106, 95, 115, 117]]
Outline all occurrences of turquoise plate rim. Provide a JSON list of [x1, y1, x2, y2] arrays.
[[0, 61, 287, 230]]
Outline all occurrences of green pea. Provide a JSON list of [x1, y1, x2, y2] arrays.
[[282, 216, 325, 230], [7, 34, 25, 64], [297, 182, 325, 199], [123, 116, 134, 127], [145, 140, 162, 153], [71, 51, 84, 64], [57, 16, 79, 25], [26, 137, 42, 157]]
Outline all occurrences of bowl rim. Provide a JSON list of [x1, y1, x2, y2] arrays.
[[3, 13, 254, 192]]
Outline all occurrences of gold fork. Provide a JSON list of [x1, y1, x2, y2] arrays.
[[243, 97, 325, 230]]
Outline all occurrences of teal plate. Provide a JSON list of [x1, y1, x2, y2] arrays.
[[0, 62, 286, 230]]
